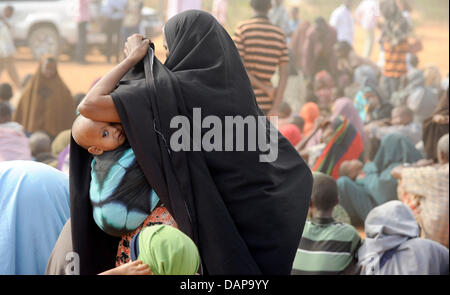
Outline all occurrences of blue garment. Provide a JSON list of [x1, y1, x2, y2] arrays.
[[338, 134, 422, 225], [379, 245, 401, 269], [90, 148, 159, 237], [0, 161, 70, 275], [337, 177, 377, 225], [365, 133, 422, 204], [354, 90, 368, 123]]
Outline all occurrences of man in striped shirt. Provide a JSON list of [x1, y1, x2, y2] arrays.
[[233, 0, 289, 116], [292, 172, 362, 275], [379, 0, 411, 101]]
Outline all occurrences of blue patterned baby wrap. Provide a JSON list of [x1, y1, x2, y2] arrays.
[[90, 145, 159, 237]]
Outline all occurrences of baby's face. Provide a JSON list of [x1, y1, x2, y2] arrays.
[[73, 116, 126, 156]]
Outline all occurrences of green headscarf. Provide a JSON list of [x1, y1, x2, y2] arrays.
[[138, 225, 200, 275]]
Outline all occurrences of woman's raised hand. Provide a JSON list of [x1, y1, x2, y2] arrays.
[[124, 34, 151, 63]]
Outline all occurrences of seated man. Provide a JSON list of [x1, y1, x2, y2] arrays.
[[393, 134, 449, 248], [292, 172, 362, 275], [0, 102, 31, 162], [358, 201, 449, 275], [365, 106, 422, 145]]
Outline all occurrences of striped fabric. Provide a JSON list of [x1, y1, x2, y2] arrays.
[[233, 16, 289, 113], [292, 217, 361, 275], [383, 40, 409, 78], [313, 116, 364, 180]]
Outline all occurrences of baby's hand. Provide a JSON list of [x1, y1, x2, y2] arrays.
[[99, 260, 152, 276]]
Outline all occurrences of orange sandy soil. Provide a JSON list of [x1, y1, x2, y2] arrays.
[[6, 34, 168, 108], [3, 22, 448, 105]]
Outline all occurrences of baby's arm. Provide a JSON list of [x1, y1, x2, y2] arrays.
[[99, 260, 152, 276], [79, 34, 150, 123]]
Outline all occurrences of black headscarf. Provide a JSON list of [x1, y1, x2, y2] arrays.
[[70, 10, 312, 275]]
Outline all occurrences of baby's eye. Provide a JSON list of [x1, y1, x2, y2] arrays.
[[102, 131, 109, 138]]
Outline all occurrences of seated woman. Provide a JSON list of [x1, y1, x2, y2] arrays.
[[297, 115, 364, 180], [352, 65, 379, 122], [337, 134, 423, 226], [362, 85, 393, 125], [358, 201, 448, 275], [0, 161, 70, 275], [297, 97, 366, 179], [299, 102, 320, 138], [331, 97, 367, 144]]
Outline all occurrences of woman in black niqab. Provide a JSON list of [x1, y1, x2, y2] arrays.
[[70, 10, 312, 275]]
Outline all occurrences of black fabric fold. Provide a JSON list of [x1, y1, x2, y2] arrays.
[[70, 10, 312, 275]]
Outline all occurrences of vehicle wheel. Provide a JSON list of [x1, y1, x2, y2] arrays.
[[28, 25, 60, 60]]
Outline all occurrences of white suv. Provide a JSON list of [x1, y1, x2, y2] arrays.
[[0, 0, 162, 60]]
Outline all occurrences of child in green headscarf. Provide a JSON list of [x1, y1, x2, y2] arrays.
[[100, 225, 200, 275]]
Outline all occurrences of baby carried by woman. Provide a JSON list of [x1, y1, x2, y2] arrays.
[[72, 115, 199, 275]]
